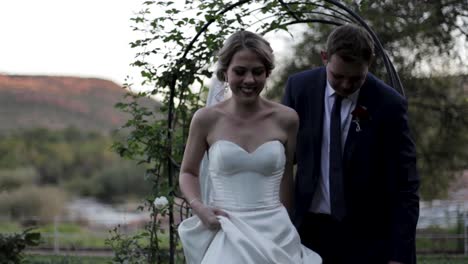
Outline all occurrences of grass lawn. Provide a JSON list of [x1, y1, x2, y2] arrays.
[[8, 221, 467, 264], [25, 255, 111, 264], [418, 255, 468, 264], [0, 221, 171, 249], [25, 254, 187, 264], [23, 254, 468, 264], [1, 222, 110, 248]]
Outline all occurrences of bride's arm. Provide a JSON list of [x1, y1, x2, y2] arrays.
[[179, 110, 206, 205], [179, 109, 228, 229], [280, 108, 299, 215]]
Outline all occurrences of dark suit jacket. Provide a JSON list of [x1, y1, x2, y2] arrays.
[[282, 67, 420, 264]]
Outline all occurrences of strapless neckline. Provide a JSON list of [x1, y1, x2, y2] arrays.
[[209, 139, 283, 155], [179, 137, 322, 263]]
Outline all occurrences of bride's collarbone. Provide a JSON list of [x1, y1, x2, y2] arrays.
[[224, 112, 275, 126], [212, 127, 283, 148], [221, 120, 276, 134], [220, 104, 275, 121], [216, 116, 281, 138]]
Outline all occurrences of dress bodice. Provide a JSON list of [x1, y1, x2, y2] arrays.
[[208, 140, 285, 210], [179, 140, 322, 264]]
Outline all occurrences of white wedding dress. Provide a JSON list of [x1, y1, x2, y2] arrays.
[[178, 140, 322, 264]]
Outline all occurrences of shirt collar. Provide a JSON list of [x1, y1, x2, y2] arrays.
[[326, 80, 360, 104]]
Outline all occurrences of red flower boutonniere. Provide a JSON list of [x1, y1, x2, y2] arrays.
[[351, 105, 370, 132]]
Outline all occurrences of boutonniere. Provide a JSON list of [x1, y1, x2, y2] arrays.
[[351, 105, 370, 132]]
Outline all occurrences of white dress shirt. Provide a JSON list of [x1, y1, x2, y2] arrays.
[[309, 81, 359, 214]]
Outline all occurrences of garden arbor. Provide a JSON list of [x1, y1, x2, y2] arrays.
[[122, 0, 405, 263]]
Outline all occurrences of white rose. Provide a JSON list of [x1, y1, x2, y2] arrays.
[[153, 196, 169, 209]]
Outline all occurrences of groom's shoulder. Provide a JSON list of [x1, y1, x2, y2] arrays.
[[366, 73, 406, 104]]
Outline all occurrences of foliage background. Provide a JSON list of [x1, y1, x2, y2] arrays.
[[111, 0, 467, 262], [0, 0, 464, 262], [0, 128, 151, 222], [265, 0, 468, 199]]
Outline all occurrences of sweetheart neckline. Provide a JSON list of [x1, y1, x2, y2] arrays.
[[209, 140, 283, 155]]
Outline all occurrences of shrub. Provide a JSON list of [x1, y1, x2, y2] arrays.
[[90, 162, 149, 203], [0, 228, 41, 263], [0, 167, 38, 191], [0, 186, 67, 223]]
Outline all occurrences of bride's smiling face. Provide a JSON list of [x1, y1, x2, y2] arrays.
[[225, 49, 267, 102]]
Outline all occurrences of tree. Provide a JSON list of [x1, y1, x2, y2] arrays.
[[115, 0, 467, 262], [0, 128, 148, 200], [266, 0, 468, 199]]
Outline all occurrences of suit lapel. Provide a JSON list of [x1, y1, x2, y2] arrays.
[[310, 69, 326, 164], [343, 78, 371, 168]]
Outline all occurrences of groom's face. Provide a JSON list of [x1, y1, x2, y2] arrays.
[[321, 52, 369, 97]]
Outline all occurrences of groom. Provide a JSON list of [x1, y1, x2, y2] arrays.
[[282, 24, 420, 264]]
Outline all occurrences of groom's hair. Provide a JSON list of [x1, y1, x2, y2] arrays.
[[326, 24, 375, 64], [216, 30, 275, 82]]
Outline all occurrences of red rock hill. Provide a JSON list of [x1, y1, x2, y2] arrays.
[[0, 75, 158, 133]]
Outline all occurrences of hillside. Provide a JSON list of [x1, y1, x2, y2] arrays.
[[0, 75, 159, 133]]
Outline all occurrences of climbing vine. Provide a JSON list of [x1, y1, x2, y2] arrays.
[[112, 1, 395, 263]]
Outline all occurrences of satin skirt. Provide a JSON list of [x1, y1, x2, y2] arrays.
[[178, 205, 321, 264]]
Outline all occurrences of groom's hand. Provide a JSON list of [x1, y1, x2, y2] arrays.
[[191, 201, 228, 230]]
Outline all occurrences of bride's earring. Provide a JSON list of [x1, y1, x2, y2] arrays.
[[224, 76, 229, 94], [224, 82, 229, 94]]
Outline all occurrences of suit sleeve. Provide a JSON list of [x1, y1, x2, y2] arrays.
[[386, 99, 420, 264], [282, 77, 294, 108], [281, 77, 299, 166]]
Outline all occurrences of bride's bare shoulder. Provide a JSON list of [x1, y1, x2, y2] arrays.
[[268, 100, 299, 126], [191, 103, 225, 128]]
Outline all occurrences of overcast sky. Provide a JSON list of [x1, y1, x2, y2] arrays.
[[0, 0, 294, 89], [1, 1, 465, 88], [0, 0, 142, 85]]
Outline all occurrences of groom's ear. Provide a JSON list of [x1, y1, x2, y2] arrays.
[[320, 51, 328, 66]]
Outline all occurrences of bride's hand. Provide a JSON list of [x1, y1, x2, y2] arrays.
[[191, 201, 228, 230]]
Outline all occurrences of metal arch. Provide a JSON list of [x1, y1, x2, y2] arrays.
[[174, 0, 406, 98], [323, 0, 405, 96], [268, 0, 406, 96], [166, 1, 406, 262]]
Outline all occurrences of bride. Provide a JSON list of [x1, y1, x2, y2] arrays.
[[178, 30, 321, 264]]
